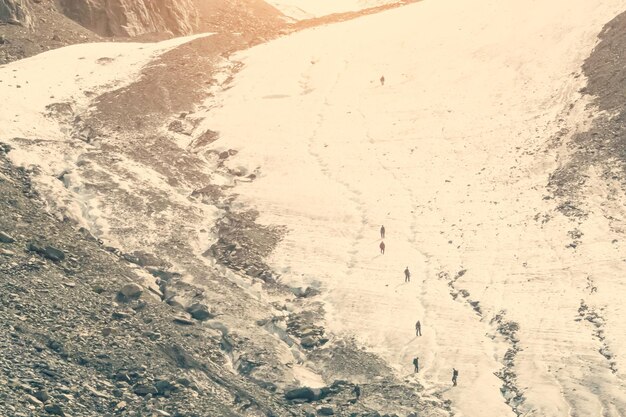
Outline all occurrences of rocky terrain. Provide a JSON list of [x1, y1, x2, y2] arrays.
[[4, 0, 625, 416], [0, 141, 440, 416], [0, 1, 445, 415]]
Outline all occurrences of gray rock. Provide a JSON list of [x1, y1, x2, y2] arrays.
[[101, 327, 115, 336], [0, 0, 33, 28], [301, 336, 318, 349], [23, 393, 42, 405], [186, 303, 214, 321], [0, 231, 15, 243], [173, 316, 194, 326], [133, 383, 157, 396], [317, 406, 334, 415], [155, 379, 175, 394], [119, 283, 143, 299], [44, 403, 65, 416], [44, 246, 65, 261], [0, 248, 15, 256], [34, 390, 49, 403], [284, 387, 326, 402], [27, 243, 65, 262], [112, 311, 131, 320]]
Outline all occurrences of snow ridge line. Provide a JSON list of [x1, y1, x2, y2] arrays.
[[438, 269, 527, 416]]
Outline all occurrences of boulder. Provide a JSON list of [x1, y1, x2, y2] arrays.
[[173, 316, 194, 326], [119, 283, 143, 299], [0, 0, 33, 28], [186, 303, 214, 321], [43, 404, 65, 416], [34, 390, 49, 403], [133, 383, 158, 396], [301, 336, 318, 349], [0, 231, 15, 243], [27, 243, 65, 261], [284, 387, 326, 402], [317, 406, 334, 415]]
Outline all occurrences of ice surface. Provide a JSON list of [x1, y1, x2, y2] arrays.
[[200, 0, 626, 415]]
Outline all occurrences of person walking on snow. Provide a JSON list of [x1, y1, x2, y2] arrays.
[[415, 320, 422, 336], [452, 368, 458, 386], [380, 225, 385, 239], [413, 357, 419, 373], [380, 75, 385, 85], [379, 241, 385, 254], [404, 267, 411, 282]]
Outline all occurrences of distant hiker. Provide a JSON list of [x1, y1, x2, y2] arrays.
[[380, 225, 386, 239], [380, 75, 385, 86], [380, 241, 386, 254], [413, 357, 419, 373], [404, 267, 411, 282], [415, 320, 422, 336], [353, 384, 361, 401], [452, 368, 458, 386]]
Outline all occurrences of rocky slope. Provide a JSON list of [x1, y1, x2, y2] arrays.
[[0, 0, 32, 27], [56, 0, 199, 37]]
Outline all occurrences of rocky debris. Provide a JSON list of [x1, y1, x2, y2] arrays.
[[44, 403, 66, 416], [287, 311, 328, 350], [0, 151, 323, 415], [317, 405, 335, 415], [285, 386, 328, 402], [0, 247, 15, 256], [0, 0, 32, 28], [0, 230, 16, 243], [207, 209, 286, 283], [491, 311, 525, 416], [186, 303, 214, 321], [0, 0, 100, 65], [27, 242, 65, 262], [290, 286, 321, 298], [190, 129, 219, 149], [548, 11, 626, 210], [172, 315, 194, 326], [57, 0, 198, 37], [577, 301, 617, 373], [118, 282, 143, 299], [191, 183, 224, 204]]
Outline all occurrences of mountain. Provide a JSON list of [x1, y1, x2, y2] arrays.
[[2, 0, 626, 416]]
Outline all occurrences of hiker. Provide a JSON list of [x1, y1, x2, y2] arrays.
[[413, 357, 419, 373], [380, 75, 385, 86], [380, 225, 385, 239], [380, 241, 385, 254], [353, 384, 361, 401], [452, 368, 458, 386], [404, 267, 411, 282], [415, 320, 421, 336]]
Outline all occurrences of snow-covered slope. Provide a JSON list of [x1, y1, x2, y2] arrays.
[[199, 0, 626, 416], [265, 0, 398, 20], [3, 0, 626, 415]]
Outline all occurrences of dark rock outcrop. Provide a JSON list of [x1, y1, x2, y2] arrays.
[[0, 0, 32, 27], [57, 0, 199, 37]]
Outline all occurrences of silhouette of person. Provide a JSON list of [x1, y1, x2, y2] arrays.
[[404, 267, 411, 282], [415, 320, 421, 336], [452, 368, 458, 386], [380, 225, 385, 239], [379, 241, 385, 254], [413, 357, 419, 373], [353, 384, 361, 401], [380, 75, 385, 85]]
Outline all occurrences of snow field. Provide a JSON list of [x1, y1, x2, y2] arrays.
[[201, 0, 626, 415]]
